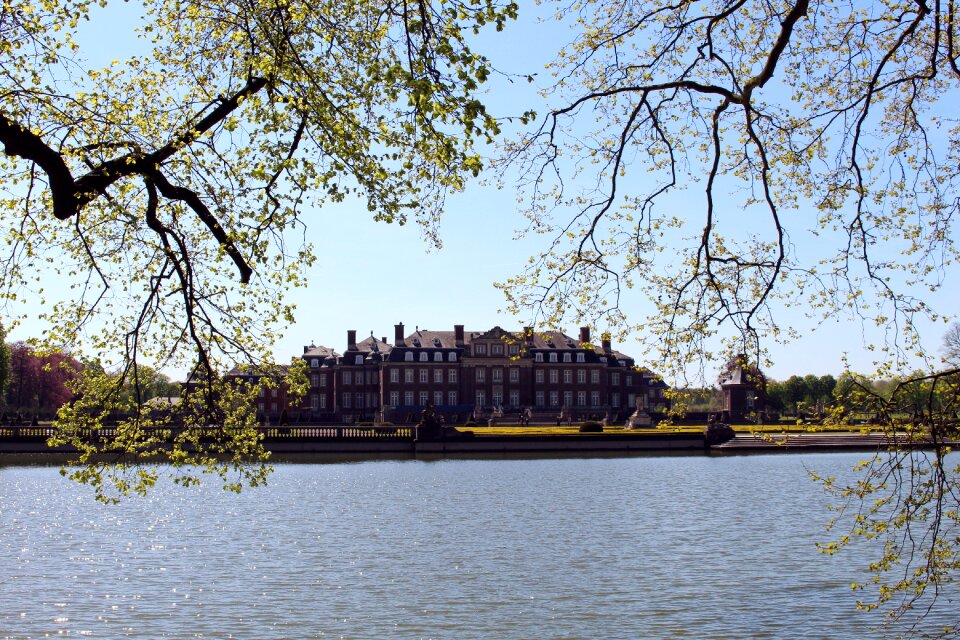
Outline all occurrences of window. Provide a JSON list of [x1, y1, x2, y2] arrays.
[[625, 375, 632, 386], [577, 391, 586, 406], [404, 391, 414, 405], [509, 391, 519, 407], [549, 370, 558, 383], [390, 369, 399, 383], [492, 368, 502, 383], [405, 352, 413, 362], [476, 390, 486, 406], [549, 353, 557, 363], [492, 390, 503, 407], [509, 367, 519, 383], [563, 369, 572, 384], [311, 374, 318, 387], [576, 353, 585, 363], [310, 358, 318, 368], [577, 369, 586, 384], [611, 372, 620, 385], [434, 352, 443, 362], [448, 368, 457, 383], [434, 369, 443, 384], [535, 353, 543, 362], [355, 393, 363, 408], [419, 369, 428, 383], [448, 352, 457, 362], [549, 391, 559, 407], [343, 371, 352, 384], [564, 391, 573, 407], [535, 391, 544, 407], [419, 352, 428, 362], [342, 393, 352, 408], [271, 388, 278, 398], [612, 392, 620, 407], [591, 391, 600, 407], [419, 391, 429, 406], [404, 369, 414, 383], [508, 344, 519, 356], [475, 344, 487, 356], [535, 370, 544, 384], [628, 393, 636, 409], [319, 395, 327, 409], [311, 395, 319, 410], [448, 391, 458, 405], [355, 355, 363, 365], [563, 353, 572, 363], [476, 368, 486, 382], [257, 402, 264, 412], [367, 371, 375, 384], [591, 370, 600, 384], [319, 374, 327, 387], [389, 391, 399, 406], [492, 344, 503, 355], [434, 391, 444, 406], [258, 387, 264, 397]]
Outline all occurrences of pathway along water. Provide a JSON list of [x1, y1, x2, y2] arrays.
[[1, 453, 956, 639]]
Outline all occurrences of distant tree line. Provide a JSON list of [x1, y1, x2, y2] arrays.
[[0, 331, 180, 421]]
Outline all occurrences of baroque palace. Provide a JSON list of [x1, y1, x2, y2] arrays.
[[231, 324, 669, 424]]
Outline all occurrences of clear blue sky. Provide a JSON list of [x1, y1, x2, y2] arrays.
[[6, 1, 958, 385]]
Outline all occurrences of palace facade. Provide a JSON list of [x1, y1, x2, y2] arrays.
[[232, 323, 668, 424]]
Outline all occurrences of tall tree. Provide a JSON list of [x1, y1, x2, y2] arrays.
[[0, 325, 9, 405], [500, 0, 960, 635], [0, 0, 516, 498], [4, 342, 81, 417], [945, 323, 960, 367]]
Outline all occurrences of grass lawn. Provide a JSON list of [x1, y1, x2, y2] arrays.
[[455, 424, 887, 436]]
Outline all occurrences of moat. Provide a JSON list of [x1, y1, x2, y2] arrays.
[[1, 453, 955, 638]]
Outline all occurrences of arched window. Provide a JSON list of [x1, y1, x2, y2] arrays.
[[405, 352, 413, 362], [448, 352, 457, 362]]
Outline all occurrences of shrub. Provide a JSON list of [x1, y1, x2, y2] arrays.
[[579, 421, 603, 433]]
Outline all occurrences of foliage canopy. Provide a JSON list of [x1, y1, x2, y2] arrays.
[[0, 0, 516, 497]]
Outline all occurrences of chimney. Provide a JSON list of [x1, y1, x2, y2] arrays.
[[579, 326, 590, 344], [601, 332, 612, 354], [303, 346, 310, 354], [347, 329, 357, 350], [394, 323, 405, 347], [382, 337, 388, 344], [454, 324, 465, 347]]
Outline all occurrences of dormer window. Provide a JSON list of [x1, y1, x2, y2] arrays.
[[492, 344, 503, 356], [405, 352, 413, 362], [576, 353, 585, 363], [310, 359, 318, 368], [563, 353, 572, 363], [433, 338, 441, 347], [448, 352, 457, 362], [508, 344, 518, 356], [549, 353, 557, 363], [412, 338, 421, 347], [419, 352, 428, 362], [600, 356, 607, 363], [354, 355, 363, 365], [433, 352, 443, 362], [476, 344, 487, 356], [535, 352, 543, 362]]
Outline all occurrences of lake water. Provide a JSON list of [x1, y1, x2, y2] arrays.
[[0, 452, 953, 639]]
